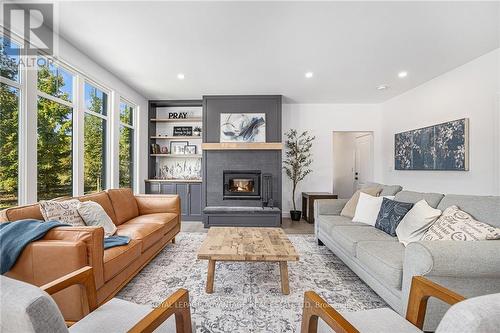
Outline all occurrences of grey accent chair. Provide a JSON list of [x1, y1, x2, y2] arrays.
[[0, 266, 192, 333], [301, 276, 500, 333]]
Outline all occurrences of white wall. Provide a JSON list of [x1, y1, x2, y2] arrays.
[[380, 49, 500, 195], [281, 104, 382, 213]]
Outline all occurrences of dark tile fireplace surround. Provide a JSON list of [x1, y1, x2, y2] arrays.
[[202, 95, 282, 227]]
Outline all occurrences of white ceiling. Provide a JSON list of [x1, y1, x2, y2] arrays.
[[57, 1, 500, 103]]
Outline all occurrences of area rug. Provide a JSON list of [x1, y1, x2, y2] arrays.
[[117, 232, 386, 333]]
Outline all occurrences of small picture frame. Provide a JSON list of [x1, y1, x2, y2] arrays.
[[185, 145, 197, 155], [170, 141, 188, 154]]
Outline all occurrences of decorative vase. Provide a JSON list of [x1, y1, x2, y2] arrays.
[[290, 210, 302, 221]]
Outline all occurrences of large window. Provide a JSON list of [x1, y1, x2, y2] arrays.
[[0, 36, 21, 208], [37, 58, 74, 200], [1, 34, 138, 205], [84, 82, 108, 193], [119, 100, 135, 189]]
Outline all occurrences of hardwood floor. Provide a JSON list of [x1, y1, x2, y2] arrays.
[[181, 218, 314, 234]]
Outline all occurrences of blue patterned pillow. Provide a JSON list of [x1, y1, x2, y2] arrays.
[[375, 198, 414, 236]]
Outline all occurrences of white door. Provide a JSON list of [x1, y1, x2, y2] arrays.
[[354, 134, 374, 191]]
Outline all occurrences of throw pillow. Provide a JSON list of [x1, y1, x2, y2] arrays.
[[375, 198, 414, 236], [396, 200, 442, 246], [39, 199, 85, 226], [340, 187, 382, 218], [352, 192, 395, 226], [422, 205, 500, 241], [77, 201, 117, 237]]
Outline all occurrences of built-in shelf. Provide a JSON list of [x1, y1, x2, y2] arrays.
[[150, 136, 202, 140], [201, 142, 283, 150], [151, 154, 202, 158], [150, 117, 202, 122], [145, 179, 202, 183]]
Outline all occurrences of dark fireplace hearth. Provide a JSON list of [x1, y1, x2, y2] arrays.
[[223, 170, 261, 200]]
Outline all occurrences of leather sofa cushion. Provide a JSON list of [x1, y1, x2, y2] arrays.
[[116, 223, 166, 252], [125, 213, 178, 234], [330, 225, 397, 256], [356, 241, 405, 290], [78, 192, 118, 225], [103, 239, 141, 282], [3, 203, 44, 222], [107, 189, 139, 225]]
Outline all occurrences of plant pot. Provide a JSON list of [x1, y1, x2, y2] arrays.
[[290, 210, 302, 221]]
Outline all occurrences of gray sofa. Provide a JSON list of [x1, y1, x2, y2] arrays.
[[314, 185, 500, 330]]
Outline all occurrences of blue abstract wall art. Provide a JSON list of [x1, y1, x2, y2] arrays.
[[395, 118, 469, 171], [220, 113, 266, 142]]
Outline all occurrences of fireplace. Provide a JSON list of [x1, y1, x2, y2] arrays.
[[223, 170, 261, 200]]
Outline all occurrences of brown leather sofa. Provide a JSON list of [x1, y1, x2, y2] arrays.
[[0, 188, 180, 322]]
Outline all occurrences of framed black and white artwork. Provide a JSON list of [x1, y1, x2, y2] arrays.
[[220, 113, 266, 143]]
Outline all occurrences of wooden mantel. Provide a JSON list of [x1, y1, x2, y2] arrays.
[[201, 142, 283, 150]]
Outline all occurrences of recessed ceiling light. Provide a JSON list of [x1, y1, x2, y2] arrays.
[[398, 71, 408, 78], [305, 72, 314, 79], [177, 73, 185, 80], [377, 84, 389, 90]]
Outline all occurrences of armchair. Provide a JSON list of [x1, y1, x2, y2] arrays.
[[301, 276, 500, 333], [0, 266, 192, 333]]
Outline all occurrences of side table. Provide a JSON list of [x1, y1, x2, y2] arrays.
[[301, 192, 338, 223]]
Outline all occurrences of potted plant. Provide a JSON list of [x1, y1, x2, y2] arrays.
[[283, 129, 315, 221], [193, 126, 202, 136]]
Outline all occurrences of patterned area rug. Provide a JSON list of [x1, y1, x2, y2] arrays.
[[117, 232, 386, 333]]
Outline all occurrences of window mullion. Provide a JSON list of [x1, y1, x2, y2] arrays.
[[74, 74, 85, 196], [0, 76, 21, 88], [21, 59, 38, 204], [36, 90, 73, 108], [84, 109, 108, 120]]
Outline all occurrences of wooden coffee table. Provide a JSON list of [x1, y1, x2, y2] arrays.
[[197, 227, 299, 295]]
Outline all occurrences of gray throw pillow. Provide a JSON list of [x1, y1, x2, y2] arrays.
[[375, 198, 414, 236]]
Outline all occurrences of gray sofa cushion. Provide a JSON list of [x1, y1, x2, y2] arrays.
[[437, 195, 500, 227], [365, 182, 403, 196], [317, 215, 367, 236], [380, 185, 404, 196], [436, 293, 500, 333], [394, 191, 444, 208], [357, 241, 405, 289], [330, 225, 397, 256], [318, 308, 421, 333], [0, 276, 68, 333]]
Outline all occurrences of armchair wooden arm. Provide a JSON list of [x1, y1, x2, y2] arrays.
[[301, 276, 465, 333], [301, 291, 359, 333], [128, 288, 192, 333], [405, 276, 465, 329], [40, 266, 192, 333], [41, 266, 97, 315]]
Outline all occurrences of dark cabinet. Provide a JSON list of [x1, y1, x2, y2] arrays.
[[188, 183, 202, 217], [145, 181, 201, 221]]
